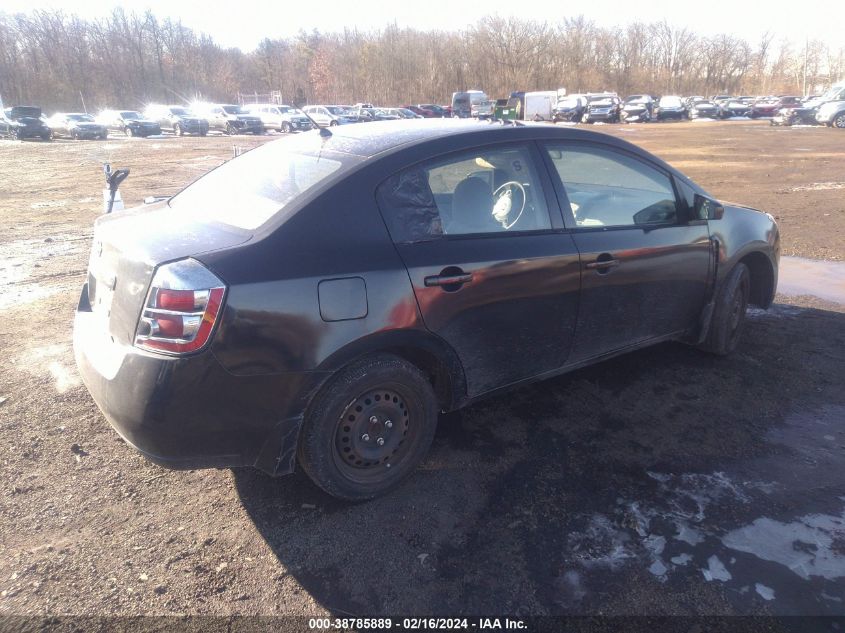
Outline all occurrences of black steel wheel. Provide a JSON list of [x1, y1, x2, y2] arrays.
[[298, 354, 438, 500], [699, 263, 750, 356]]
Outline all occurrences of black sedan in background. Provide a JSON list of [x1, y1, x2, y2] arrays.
[[655, 96, 688, 121], [1, 106, 52, 140], [96, 110, 162, 137], [46, 113, 108, 140], [620, 95, 654, 123], [143, 105, 209, 136], [688, 99, 721, 119], [74, 120, 779, 501]]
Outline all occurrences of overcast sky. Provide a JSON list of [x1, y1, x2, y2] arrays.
[[3, 0, 839, 51]]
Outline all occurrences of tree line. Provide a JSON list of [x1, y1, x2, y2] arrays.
[[0, 8, 842, 112]]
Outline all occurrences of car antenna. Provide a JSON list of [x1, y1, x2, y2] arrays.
[[301, 109, 332, 137]]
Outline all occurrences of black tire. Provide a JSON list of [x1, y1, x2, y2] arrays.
[[124, 127, 134, 137], [225, 122, 237, 135], [281, 122, 291, 133], [200, 131, 207, 137], [699, 263, 750, 356], [298, 354, 438, 501], [329, 120, 338, 127], [833, 112, 845, 129], [174, 123, 183, 136]]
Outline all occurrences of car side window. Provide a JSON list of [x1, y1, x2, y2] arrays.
[[377, 145, 552, 243], [545, 144, 678, 228]]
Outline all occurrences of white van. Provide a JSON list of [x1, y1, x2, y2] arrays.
[[523, 91, 558, 121], [452, 90, 488, 118]]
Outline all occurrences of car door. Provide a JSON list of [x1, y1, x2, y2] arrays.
[[541, 142, 712, 363], [376, 142, 581, 397]]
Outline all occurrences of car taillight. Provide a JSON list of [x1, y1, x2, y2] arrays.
[[134, 258, 226, 355]]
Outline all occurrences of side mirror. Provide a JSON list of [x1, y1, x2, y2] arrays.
[[694, 193, 724, 220]]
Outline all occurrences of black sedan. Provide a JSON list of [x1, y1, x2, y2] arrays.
[[96, 110, 162, 137], [47, 113, 108, 140], [688, 99, 720, 119], [74, 120, 780, 500], [654, 96, 688, 121], [1, 106, 52, 140]]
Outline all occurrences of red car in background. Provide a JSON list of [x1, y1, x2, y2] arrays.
[[749, 96, 802, 118], [404, 105, 438, 118]]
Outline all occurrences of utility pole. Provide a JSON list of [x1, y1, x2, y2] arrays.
[[802, 36, 808, 96]]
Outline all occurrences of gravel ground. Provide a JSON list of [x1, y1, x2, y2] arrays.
[[1, 121, 844, 623]]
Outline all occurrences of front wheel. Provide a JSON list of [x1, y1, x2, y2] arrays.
[[329, 120, 338, 127], [225, 122, 237, 135], [281, 122, 291, 133], [298, 354, 438, 501], [833, 113, 845, 129], [699, 263, 750, 356], [174, 123, 183, 136]]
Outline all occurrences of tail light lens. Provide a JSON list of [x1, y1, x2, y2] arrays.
[[134, 259, 226, 355]]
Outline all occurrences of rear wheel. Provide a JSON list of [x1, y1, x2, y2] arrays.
[[699, 263, 750, 356], [281, 122, 291, 133], [329, 120, 338, 127], [298, 354, 438, 501], [174, 123, 183, 136]]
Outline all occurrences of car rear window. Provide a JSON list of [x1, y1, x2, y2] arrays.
[[168, 140, 346, 230]]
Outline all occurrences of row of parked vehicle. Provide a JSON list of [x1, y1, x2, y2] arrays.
[[4, 83, 844, 141], [549, 85, 845, 127], [0, 101, 458, 141]]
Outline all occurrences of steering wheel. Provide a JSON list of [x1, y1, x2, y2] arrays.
[[492, 181, 527, 229]]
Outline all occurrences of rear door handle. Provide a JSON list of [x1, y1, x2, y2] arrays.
[[424, 272, 473, 287], [585, 259, 620, 270]]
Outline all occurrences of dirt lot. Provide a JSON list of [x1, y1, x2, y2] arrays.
[[1, 121, 844, 623]]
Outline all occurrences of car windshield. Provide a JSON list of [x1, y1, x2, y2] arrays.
[[67, 114, 95, 121], [326, 107, 347, 115], [222, 105, 246, 115], [279, 106, 294, 113], [121, 111, 142, 120], [557, 98, 580, 107], [590, 98, 614, 105], [659, 97, 682, 107], [169, 140, 347, 231], [169, 107, 189, 115]]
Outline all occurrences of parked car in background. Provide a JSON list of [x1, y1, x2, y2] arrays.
[[418, 104, 449, 117], [620, 95, 654, 123], [46, 113, 108, 140], [404, 105, 438, 118], [194, 104, 263, 135], [654, 96, 688, 121], [385, 108, 422, 119], [471, 99, 495, 119], [1, 106, 52, 140], [144, 105, 209, 136], [687, 98, 720, 119], [73, 119, 779, 501], [749, 96, 800, 118], [552, 95, 587, 123], [353, 106, 401, 122], [243, 103, 313, 133], [816, 99, 845, 128], [773, 83, 845, 126], [719, 99, 751, 118], [582, 94, 621, 123], [302, 105, 357, 127], [96, 110, 162, 137]]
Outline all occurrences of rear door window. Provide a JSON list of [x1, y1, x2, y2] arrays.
[[377, 145, 553, 242]]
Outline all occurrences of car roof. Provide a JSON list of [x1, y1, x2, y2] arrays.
[[282, 118, 675, 163]]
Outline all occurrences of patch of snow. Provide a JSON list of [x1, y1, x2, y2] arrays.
[[790, 182, 845, 192], [755, 583, 775, 601], [722, 510, 845, 580], [702, 555, 732, 582], [670, 553, 693, 566]]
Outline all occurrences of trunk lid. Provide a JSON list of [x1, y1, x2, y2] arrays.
[[86, 202, 250, 346]]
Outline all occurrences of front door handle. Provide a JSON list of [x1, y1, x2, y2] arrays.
[[424, 272, 473, 288], [585, 259, 620, 270]]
